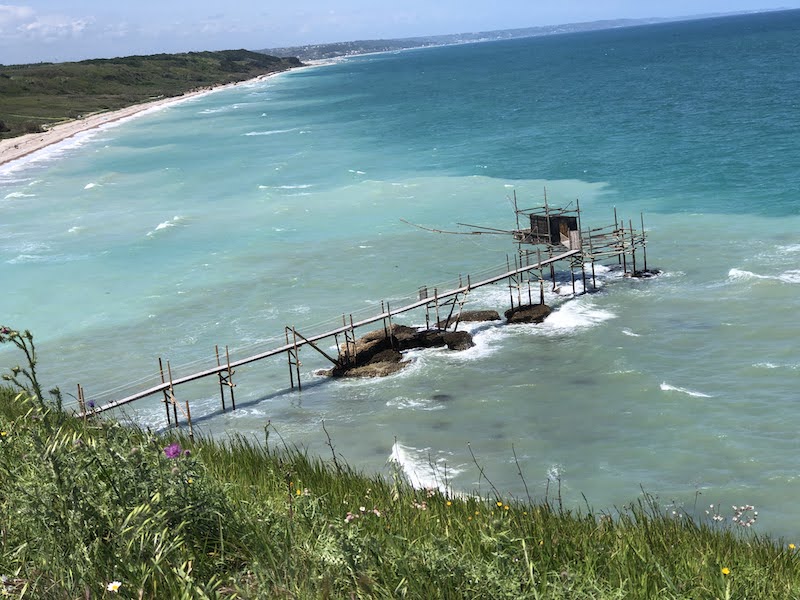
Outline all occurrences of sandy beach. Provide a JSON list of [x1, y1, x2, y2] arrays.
[[0, 74, 281, 169]]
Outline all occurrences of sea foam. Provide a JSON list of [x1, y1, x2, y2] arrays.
[[660, 382, 712, 398]]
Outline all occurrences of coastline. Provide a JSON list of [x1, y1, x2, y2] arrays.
[[0, 71, 290, 170]]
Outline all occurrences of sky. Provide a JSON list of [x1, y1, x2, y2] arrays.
[[1, 1, 799, 65]]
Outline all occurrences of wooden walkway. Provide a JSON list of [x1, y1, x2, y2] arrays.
[[88, 248, 580, 416]]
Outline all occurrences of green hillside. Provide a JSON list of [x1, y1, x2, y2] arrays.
[[0, 50, 302, 139]]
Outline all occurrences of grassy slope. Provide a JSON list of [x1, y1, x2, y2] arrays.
[[1, 383, 798, 599], [0, 50, 301, 139]]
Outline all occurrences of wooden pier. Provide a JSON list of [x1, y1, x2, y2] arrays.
[[79, 199, 652, 431]]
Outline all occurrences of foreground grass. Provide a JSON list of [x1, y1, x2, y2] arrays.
[[1, 329, 799, 598], [0, 50, 301, 139]]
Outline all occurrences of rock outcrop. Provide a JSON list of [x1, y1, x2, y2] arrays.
[[325, 324, 474, 378], [504, 303, 552, 324], [436, 309, 501, 329]]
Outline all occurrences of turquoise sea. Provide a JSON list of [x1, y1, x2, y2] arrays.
[[2, 10, 800, 537]]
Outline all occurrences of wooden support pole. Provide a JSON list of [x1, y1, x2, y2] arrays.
[[386, 302, 395, 349], [506, 255, 514, 309], [641, 212, 648, 272], [434, 288, 441, 330], [159, 357, 172, 427], [77, 383, 85, 416], [629, 219, 637, 275], [381, 300, 389, 339], [167, 360, 178, 428], [292, 328, 302, 392], [285, 328, 295, 389], [620, 220, 628, 274], [215, 345, 226, 412], [226, 345, 236, 410]]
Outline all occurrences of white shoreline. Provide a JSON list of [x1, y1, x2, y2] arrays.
[[0, 70, 296, 170]]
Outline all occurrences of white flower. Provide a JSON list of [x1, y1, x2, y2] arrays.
[[107, 581, 122, 592]]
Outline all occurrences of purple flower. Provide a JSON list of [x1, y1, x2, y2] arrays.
[[164, 443, 181, 459], [87, 400, 95, 409], [183, 449, 191, 457]]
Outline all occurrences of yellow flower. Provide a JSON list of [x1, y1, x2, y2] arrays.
[[475, 511, 480, 515], [107, 581, 122, 592], [468, 516, 473, 521], [496, 501, 503, 507], [790, 544, 796, 550], [0, 431, 6, 437], [504, 505, 510, 511], [296, 488, 302, 496], [721, 567, 730, 576], [187, 478, 194, 484], [446, 501, 452, 506]]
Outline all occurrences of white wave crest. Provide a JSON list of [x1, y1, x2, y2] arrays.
[[388, 441, 462, 490], [4, 191, 35, 199], [622, 329, 640, 337], [660, 382, 712, 398], [244, 128, 296, 136], [778, 270, 800, 284], [539, 301, 616, 335], [84, 182, 97, 189], [728, 267, 800, 284], [146, 215, 184, 237], [258, 184, 313, 190]]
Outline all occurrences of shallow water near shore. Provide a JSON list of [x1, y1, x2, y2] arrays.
[[2, 11, 800, 538]]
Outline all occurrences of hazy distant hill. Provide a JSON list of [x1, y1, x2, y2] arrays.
[[260, 12, 763, 61]]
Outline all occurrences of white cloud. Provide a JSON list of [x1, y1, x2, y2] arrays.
[[0, 4, 94, 41]]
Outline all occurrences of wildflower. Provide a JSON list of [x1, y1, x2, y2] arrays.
[[790, 544, 796, 550], [496, 501, 503, 507], [183, 449, 191, 457], [372, 508, 381, 517], [107, 580, 122, 592], [0, 431, 6, 437], [296, 488, 302, 496], [504, 505, 510, 511], [345, 512, 357, 523], [721, 567, 730, 576], [446, 501, 452, 506], [187, 478, 193, 484], [359, 506, 366, 513], [87, 400, 95, 409], [164, 442, 181, 459]]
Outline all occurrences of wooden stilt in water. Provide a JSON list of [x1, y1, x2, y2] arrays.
[[629, 219, 637, 275], [215, 345, 226, 411], [507, 255, 515, 309], [285, 328, 295, 389], [77, 384, 88, 420], [386, 301, 395, 349], [641, 213, 648, 272], [215, 345, 235, 411], [167, 360, 178, 428], [286, 327, 302, 391], [433, 288, 441, 330], [226, 345, 236, 410], [158, 357, 174, 427], [620, 219, 628, 274]]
